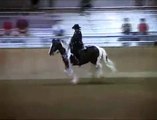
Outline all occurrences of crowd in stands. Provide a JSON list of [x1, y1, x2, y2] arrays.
[[0, 16, 150, 37], [120, 17, 149, 41], [0, 18, 29, 37], [121, 17, 149, 35]]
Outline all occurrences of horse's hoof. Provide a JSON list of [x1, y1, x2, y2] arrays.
[[64, 69, 73, 76], [71, 77, 79, 85], [64, 69, 67, 73], [71, 80, 78, 85]]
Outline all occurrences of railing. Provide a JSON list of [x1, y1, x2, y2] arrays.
[[1, 5, 157, 12], [0, 34, 156, 48]]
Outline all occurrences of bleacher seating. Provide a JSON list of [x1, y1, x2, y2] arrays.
[[0, 9, 157, 48]]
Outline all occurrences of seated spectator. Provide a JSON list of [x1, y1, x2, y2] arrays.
[[2, 21, 13, 36], [16, 18, 29, 36], [135, 0, 144, 6], [80, 0, 93, 15], [52, 20, 65, 38], [138, 18, 149, 35], [30, 0, 39, 9], [121, 18, 132, 35]]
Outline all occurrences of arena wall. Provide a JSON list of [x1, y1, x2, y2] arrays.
[[0, 47, 157, 80]]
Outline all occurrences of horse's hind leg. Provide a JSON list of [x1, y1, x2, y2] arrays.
[[90, 57, 103, 78], [95, 54, 103, 78], [88, 63, 97, 78], [95, 63, 103, 78]]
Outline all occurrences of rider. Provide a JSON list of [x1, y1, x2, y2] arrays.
[[69, 24, 85, 64]]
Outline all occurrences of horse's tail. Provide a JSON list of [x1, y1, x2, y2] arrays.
[[100, 47, 117, 72]]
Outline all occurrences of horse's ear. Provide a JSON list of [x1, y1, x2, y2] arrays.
[[52, 38, 55, 43], [60, 39, 64, 43]]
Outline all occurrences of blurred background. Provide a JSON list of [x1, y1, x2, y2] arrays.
[[0, 0, 157, 48]]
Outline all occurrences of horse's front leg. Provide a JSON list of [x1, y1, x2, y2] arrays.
[[68, 59, 79, 84], [62, 55, 73, 76], [62, 55, 79, 84], [71, 74, 79, 84], [64, 66, 79, 84]]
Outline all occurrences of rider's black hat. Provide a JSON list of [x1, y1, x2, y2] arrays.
[[72, 24, 81, 29]]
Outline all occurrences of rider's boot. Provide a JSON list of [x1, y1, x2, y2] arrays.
[[81, 46, 87, 52], [74, 56, 80, 65], [71, 55, 79, 65]]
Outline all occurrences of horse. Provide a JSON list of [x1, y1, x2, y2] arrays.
[[48, 39, 117, 84]]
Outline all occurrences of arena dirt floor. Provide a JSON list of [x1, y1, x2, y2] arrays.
[[0, 47, 157, 119], [0, 77, 157, 120]]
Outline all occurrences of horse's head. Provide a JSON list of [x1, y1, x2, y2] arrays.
[[48, 39, 61, 56], [49, 39, 68, 56]]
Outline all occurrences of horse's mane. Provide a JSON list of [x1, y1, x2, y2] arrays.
[[60, 39, 72, 59], [60, 39, 70, 52]]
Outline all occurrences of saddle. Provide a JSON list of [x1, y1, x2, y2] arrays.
[[70, 45, 88, 65]]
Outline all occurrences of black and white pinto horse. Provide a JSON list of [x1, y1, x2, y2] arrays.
[[48, 39, 116, 84]]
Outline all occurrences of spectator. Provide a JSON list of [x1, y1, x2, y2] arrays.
[[16, 18, 29, 36], [134, 0, 144, 6], [48, 0, 53, 7], [52, 20, 65, 39], [121, 18, 132, 35], [80, 0, 93, 15], [30, 0, 39, 9], [138, 18, 149, 35], [2, 20, 13, 36]]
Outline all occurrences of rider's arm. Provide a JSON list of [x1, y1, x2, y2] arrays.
[[78, 32, 84, 47]]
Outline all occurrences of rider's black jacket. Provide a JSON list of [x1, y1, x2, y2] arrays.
[[69, 30, 84, 55]]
